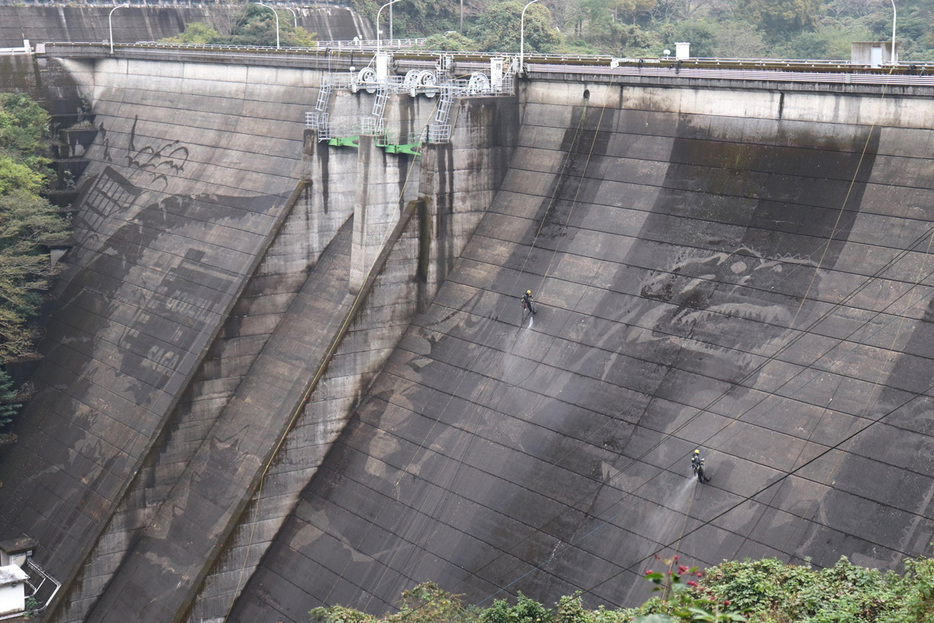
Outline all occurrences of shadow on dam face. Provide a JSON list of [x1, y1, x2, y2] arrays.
[[221, 93, 931, 622]]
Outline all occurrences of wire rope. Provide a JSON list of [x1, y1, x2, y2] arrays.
[[462, 65, 934, 612], [354, 80, 603, 612]]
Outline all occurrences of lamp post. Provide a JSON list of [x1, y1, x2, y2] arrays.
[[376, 0, 400, 54], [254, 2, 280, 50], [108, 4, 129, 55], [890, 0, 897, 64], [283, 5, 298, 28], [519, 0, 540, 75]]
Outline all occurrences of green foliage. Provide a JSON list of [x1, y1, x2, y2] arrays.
[[734, 0, 822, 39], [224, 4, 316, 47], [890, 556, 934, 623], [392, 582, 471, 623], [699, 556, 932, 623], [777, 22, 874, 60], [469, 0, 561, 53], [0, 190, 68, 362], [309, 555, 934, 623], [669, 20, 718, 57], [639, 556, 745, 623], [482, 592, 552, 623], [0, 368, 20, 428], [0, 93, 50, 157], [422, 32, 479, 51], [381, 0, 933, 59], [161, 22, 221, 44], [0, 157, 43, 195], [0, 91, 70, 425], [22, 596, 39, 619]]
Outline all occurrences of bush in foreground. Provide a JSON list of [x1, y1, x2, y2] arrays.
[[310, 554, 934, 623]]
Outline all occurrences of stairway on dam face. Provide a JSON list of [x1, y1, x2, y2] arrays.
[[230, 80, 934, 622], [0, 50, 517, 622]]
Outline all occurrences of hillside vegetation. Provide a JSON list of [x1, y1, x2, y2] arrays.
[[353, 0, 933, 60], [309, 555, 934, 623], [0, 93, 69, 442]]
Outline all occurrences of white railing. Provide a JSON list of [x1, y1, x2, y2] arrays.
[[316, 38, 426, 51], [0, 558, 60, 620], [427, 124, 452, 143]]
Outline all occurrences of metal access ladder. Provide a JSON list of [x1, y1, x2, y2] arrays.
[[427, 85, 454, 143], [372, 83, 389, 123]]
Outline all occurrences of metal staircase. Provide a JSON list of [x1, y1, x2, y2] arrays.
[[305, 55, 514, 151]]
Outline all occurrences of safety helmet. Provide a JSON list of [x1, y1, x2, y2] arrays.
[[694, 449, 700, 454], [526, 290, 532, 295]]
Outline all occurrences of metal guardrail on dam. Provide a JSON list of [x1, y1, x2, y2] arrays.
[[39, 42, 934, 90]]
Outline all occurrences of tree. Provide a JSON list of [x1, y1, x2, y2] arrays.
[[0, 92, 70, 432], [0, 93, 49, 156], [162, 22, 221, 44], [422, 32, 479, 51], [670, 19, 718, 57], [470, 0, 562, 53], [734, 0, 822, 39], [0, 190, 68, 363], [0, 368, 20, 429], [227, 4, 316, 47]]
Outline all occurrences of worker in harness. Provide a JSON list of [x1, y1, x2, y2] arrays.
[[691, 449, 711, 483], [521, 290, 536, 315]]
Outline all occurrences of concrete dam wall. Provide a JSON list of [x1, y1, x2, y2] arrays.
[[0, 5, 371, 48], [1, 50, 934, 622], [231, 77, 934, 621], [0, 51, 515, 623]]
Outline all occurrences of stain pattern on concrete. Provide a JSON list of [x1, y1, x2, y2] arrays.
[[231, 87, 934, 622]]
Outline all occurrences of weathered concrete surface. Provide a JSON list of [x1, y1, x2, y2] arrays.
[[0, 6, 371, 48], [0, 51, 516, 622], [6, 48, 934, 623], [86, 216, 358, 623], [0, 56, 317, 620], [230, 79, 934, 621], [200, 94, 518, 623]]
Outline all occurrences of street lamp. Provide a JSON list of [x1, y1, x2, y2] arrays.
[[519, 0, 540, 75], [254, 2, 280, 50], [108, 4, 129, 55], [283, 5, 298, 28], [376, 0, 400, 54], [890, 0, 897, 64]]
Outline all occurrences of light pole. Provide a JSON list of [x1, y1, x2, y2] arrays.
[[520, 0, 540, 75], [890, 0, 897, 64], [108, 4, 129, 55], [376, 0, 400, 54], [254, 2, 280, 50], [283, 5, 298, 28]]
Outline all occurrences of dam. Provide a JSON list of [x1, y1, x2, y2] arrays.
[[1, 36, 934, 623]]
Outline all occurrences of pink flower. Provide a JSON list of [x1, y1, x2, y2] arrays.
[[645, 570, 654, 575], [678, 565, 689, 573], [673, 555, 679, 560], [686, 581, 698, 587]]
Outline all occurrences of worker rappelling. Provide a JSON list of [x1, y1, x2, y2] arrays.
[[521, 290, 536, 315], [691, 449, 711, 483]]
